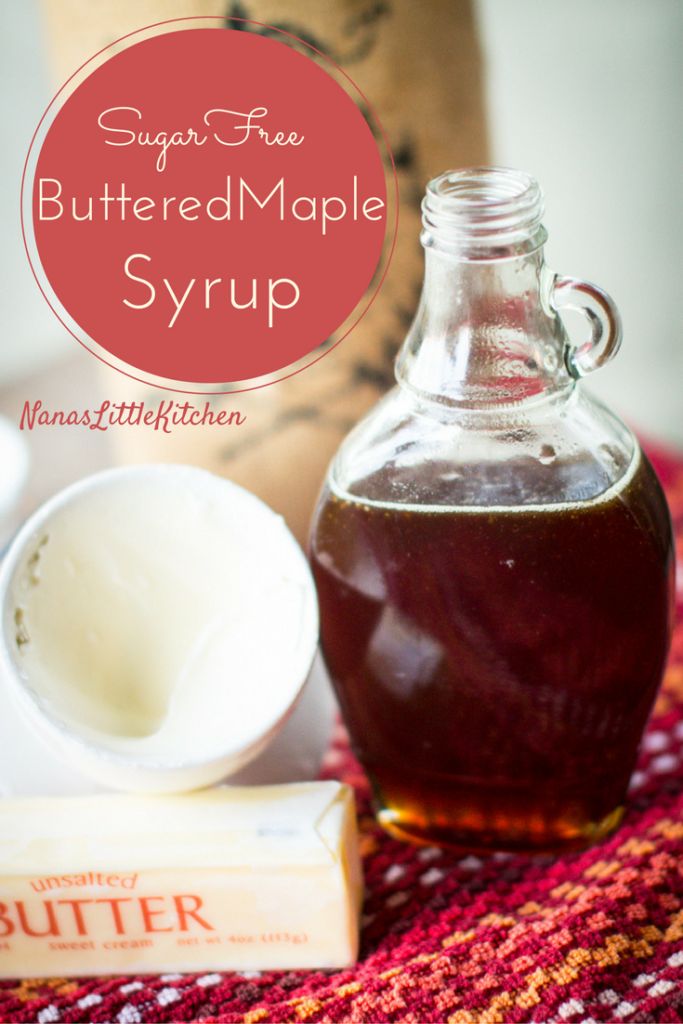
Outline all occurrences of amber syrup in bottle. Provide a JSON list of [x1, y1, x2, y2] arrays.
[[311, 455, 673, 852]]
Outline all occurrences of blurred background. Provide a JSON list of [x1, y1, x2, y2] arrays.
[[1, 0, 681, 526]]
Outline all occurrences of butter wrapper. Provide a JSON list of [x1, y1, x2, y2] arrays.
[[0, 781, 361, 977]]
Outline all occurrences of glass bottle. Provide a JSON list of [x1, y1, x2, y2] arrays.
[[310, 167, 675, 854]]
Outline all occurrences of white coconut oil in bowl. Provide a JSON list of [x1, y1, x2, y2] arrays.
[[0, 464, 319, 793]]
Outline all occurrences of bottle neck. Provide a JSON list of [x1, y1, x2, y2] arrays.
[[396, 168, 572, 410]]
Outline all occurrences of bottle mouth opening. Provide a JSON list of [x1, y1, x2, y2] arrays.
[[422, 167, 546, 255]]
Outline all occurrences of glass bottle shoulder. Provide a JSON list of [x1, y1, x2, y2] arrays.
[[327, 383, 640, 511]]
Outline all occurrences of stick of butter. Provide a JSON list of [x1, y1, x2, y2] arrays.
[[0, 781, 362, 977]]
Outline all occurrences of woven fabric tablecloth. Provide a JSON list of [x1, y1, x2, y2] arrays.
[[2, 447, 682, 1024]]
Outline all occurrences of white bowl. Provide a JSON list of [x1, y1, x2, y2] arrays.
[[0, 465, 319, 793]]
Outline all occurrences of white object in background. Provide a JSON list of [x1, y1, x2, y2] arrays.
[[0, 1, 70, 384], [0, 464, 321, 793], [475, 0, 683, 446], [0, 416, 30, 552]]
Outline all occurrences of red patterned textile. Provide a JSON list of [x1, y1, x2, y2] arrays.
[[1, 446, 682, 1023]]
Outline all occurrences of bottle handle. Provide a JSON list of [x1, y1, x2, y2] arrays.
[[552, 275, 622, 378]]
